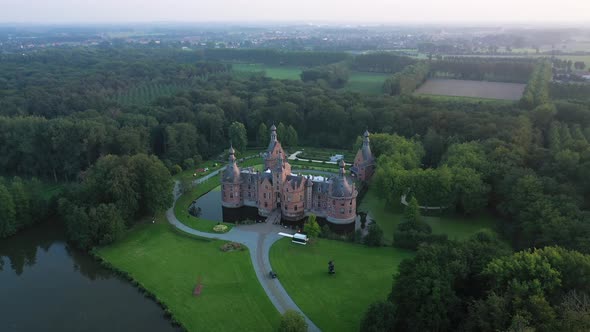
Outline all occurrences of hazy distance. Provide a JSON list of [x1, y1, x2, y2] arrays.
[[1, 0, 589, 24]]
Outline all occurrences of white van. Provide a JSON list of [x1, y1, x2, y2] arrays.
[[292, 233, 308, 245]]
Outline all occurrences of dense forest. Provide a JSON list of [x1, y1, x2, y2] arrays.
[[2, 45, 590, 331]]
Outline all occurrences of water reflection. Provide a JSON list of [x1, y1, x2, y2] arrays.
[[0, 221, 178, 332], [189, 186, 355, 234]]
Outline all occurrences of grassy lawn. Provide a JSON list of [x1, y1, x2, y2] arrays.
[[341, 71, 389, 94], [97, 223, 280, 332], [358, 187, 498, 245], [174, 173, 235, 233], [270, 238, 414, 331], [232, 63, 302, 80]]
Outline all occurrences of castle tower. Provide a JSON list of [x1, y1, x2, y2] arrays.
[[327, 160, 358, 224], [221, 145, 243, 208], [352, 130, 376, 182]]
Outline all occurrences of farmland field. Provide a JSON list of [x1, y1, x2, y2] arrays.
[[231, 63, 302, 80], [232, 63, 388, 93], [342, 71, 389, 94], [415, 78, 526, 100]]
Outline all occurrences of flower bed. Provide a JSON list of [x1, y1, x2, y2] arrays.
[[220, 242, 245, 252], [213, 224, 228, 233]]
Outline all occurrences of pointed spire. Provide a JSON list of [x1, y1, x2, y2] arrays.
[[363, 129, 370, 146], [228, 144, 236, 163], [339, 159, 346, 176], [270, 123, 277, 142]]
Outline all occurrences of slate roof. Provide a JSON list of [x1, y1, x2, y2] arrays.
[[331, 175, 354, 198]]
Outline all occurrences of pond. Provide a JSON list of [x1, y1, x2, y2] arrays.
[[0, 221, 179, 332], [189, 185, 356, 234]]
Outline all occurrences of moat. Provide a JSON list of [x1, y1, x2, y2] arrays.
[[0, 221, 178, 332], [189, 185, 357, 234]]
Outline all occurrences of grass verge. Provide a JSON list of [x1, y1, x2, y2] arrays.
[[270, 238, 414, 331], [97, 223, 280, 331], [174, 173, 234, 233]]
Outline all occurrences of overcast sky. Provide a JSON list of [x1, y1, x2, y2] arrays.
[[0, 0, 588, 24]]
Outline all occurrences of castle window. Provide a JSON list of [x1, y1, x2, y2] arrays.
[[294, 205, 298, 211], [349, 208, 352, 213], [341, 203, 344, 206], [263, 193, 266, 199], [318, 202, 321, 208], [265, 202, 268, 207], [248, 192, 251, 198], [230, 193, 233, 198], [350, 200, 353, 205], [340, 208, 344, 214]]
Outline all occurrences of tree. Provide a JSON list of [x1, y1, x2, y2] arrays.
[[364, 223, 383, 247], [277, 122, 287, 142], [451, 167, 490, 214], [228, 121, 248, 152], [283, 125, 298, 147], [404, 196, 421, 224], [257, 122, 268, 147], [0, 182, 16, 238], [304, 214, 321, 239], [360, 300, 396, 332], [10, 177, 31, 229], [278, 310, 307, 332]]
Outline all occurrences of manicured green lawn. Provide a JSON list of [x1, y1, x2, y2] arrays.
[[358, 187, 498, 245], [270, 238, 414, 331], [98, 223, 280, 332]]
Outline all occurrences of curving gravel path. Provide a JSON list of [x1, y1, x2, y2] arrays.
[[167, 180, 320, 332]]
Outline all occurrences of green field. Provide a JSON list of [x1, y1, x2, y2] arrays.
[[342, 71, 390, 94], [232, 63, 388, 94], [232, 63, 302, 80], [98, 223, 280, 331], [358, 187, 498, 245], [270, 238, 414, 331], [414, 93, 517, 105]]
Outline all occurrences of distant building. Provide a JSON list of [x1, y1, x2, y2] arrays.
[[351, 130, 376, 182], [221, 125, 372, 224]]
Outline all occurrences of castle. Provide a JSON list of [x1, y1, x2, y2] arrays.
[[221, 125, 375, 224]]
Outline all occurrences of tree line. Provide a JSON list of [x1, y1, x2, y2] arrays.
[[431, 56, 535, 83], [200, 48, 350, 67], [362, 235, 590, 331], [382, 61, 430, 95], [0, 177, 53, 238], [351, 52, 417, 73], [58, 154, 172, 250], [300, 61, 350, 88], [520, 60, 552, 109], [550, 82, 590, 100]]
